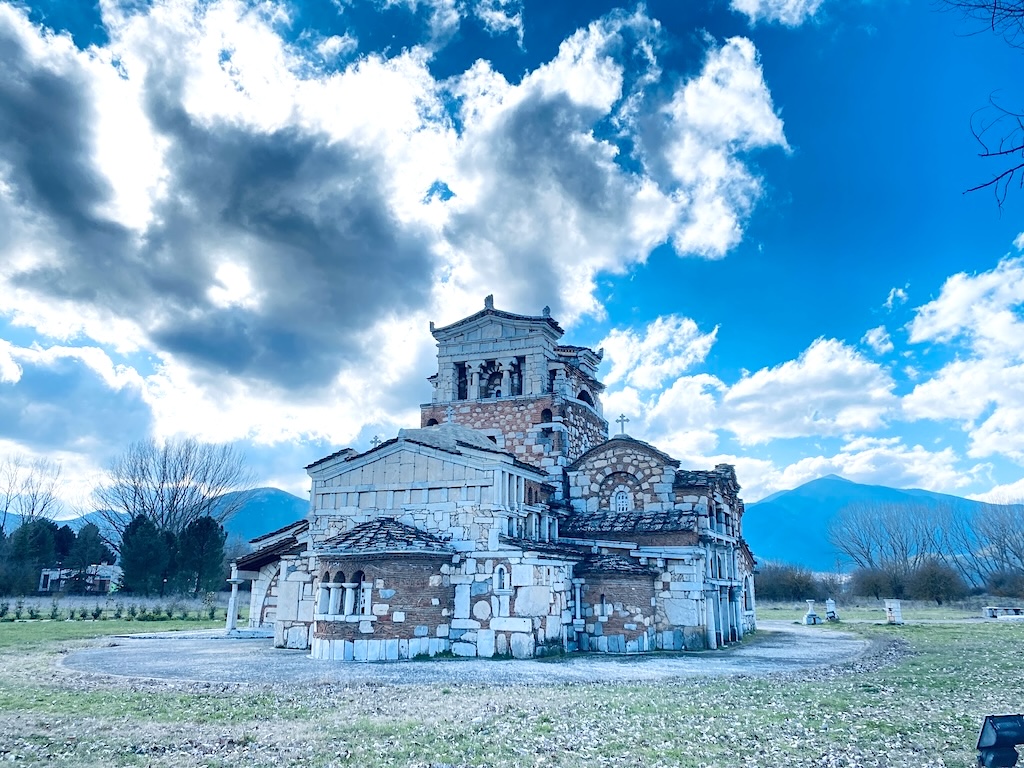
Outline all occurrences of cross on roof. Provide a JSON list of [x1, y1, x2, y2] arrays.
[[616, 414, 630, 435], [370, 435, 382, 448]]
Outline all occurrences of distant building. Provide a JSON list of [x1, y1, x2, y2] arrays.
[[38, 564, 121, 594], [233, 298, 756, 660]]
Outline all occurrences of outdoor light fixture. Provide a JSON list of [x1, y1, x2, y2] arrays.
[[977, 714, 1024, 767]]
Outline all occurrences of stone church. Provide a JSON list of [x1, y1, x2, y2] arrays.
[[232, 297, 756, 661]]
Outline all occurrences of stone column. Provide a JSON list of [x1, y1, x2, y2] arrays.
[[468, 361, 483, 399], [226, 563, 243, 632], [343, 584, 356, 616], [500, 359, 514, 397], [705, 588, 719, 650], [360, 582, 373, 616], [328, 585, 342, 616]]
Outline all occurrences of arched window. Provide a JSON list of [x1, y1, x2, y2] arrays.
[[494, 566, 508, 591], [599, 593, 607, 618], [577, 389, 594, 406], [614, 490, 630, 513], [426, 418, 439, 426], [540, 408, 553, 423]]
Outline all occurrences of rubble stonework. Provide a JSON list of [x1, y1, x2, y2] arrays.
[[236, 299, 757, 660]]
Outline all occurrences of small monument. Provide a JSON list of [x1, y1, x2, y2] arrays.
[[825, 598, 839, 622], [803, 599, 822, 625], [885, 599, 904, 625]]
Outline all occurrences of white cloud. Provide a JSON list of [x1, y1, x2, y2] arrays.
[[730, 0, 824, 27], [861, 325, 893, 355], [722, 338, 896, 444], [904, 253, 1024, 465], [776, 436, 984, 494], [600, 315, 718, 390], [884, 285, 908, 310], [661, 36, 789, 258], [0, 339, 22, 383], [474, 0, 524, 45], [0, 1, 794, 500], [971, 476, 1024, 503], [315, 33, 358, 60], [908, 257, 1024, 360]]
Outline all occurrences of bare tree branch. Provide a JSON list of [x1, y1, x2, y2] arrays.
[[941, 1, 1024, 204], [0, 455, 63, 532], [92, 438, 255, 552]]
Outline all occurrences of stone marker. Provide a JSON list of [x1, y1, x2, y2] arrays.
[[884, 599, 904, 625], [803, 599, 822, 625]]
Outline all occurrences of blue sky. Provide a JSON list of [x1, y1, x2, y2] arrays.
[[2, 0, 1024, 508]]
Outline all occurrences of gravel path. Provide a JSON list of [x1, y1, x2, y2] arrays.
[[62, 620, 871, 686]]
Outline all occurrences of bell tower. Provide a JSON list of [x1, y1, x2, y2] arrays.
[[421, 297, 608, 493]]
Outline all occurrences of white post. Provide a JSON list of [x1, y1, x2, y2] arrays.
[[226, 563, 243, 632]]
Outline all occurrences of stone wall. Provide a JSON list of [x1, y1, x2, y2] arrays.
[[420, 395, 607, 492], [568, 441, 676, 514], [310, 553, 577, 662], [272, 555, 316, 650], [654, 560, 708, 650], [577, 574, 657, 654]]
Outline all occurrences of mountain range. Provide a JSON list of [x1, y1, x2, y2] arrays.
[[742, 474, 997, 571]]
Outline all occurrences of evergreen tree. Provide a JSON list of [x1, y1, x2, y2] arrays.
[[177, 517, 226, 595], [54, 524, 76, 562], [6, 519, 58, 594], [119, 516, 170, 595]]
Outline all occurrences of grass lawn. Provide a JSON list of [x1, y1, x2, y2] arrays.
[[756, 598, 984, 622], [1, 618, 1022, 766], [0, 619, 222, 651]]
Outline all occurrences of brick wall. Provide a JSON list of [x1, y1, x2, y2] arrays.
[[577, 573, 656, 653], [314, 557, 452, 641]]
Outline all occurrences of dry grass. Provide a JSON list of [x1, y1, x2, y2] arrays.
[[1, 619, 1022, 766]]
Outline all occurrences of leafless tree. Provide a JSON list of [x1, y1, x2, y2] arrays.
[[0, 455, 63, 532], [92, 438, 255, 550], [827, 502, 947, 585], [942, 0, 1024, 203], [831, 497, 1024, 591]]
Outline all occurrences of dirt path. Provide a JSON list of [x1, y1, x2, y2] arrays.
[[62, 620, 872, 686]]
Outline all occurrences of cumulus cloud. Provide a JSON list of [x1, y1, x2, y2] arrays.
[[904, 254, 1024, 464], [0, 1, 794, 498], [0, 342, 150, 456], [600, 315, 718, 390], [774, 436, 985, 494], [971, 476, 1024, 503], [658, 37, 789, 257], [861, 325, 893, 355], [0, 2, 786, 400], [908, 257, 1024, 360], [722, 338, 896, 444], [730, 0, 824, 27]]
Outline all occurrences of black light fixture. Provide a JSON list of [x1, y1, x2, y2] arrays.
[[977, 714, 1024, 767]]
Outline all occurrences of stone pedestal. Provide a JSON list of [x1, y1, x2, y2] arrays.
[[885, 599, 904, 625], [803, 599, 822, 625]]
